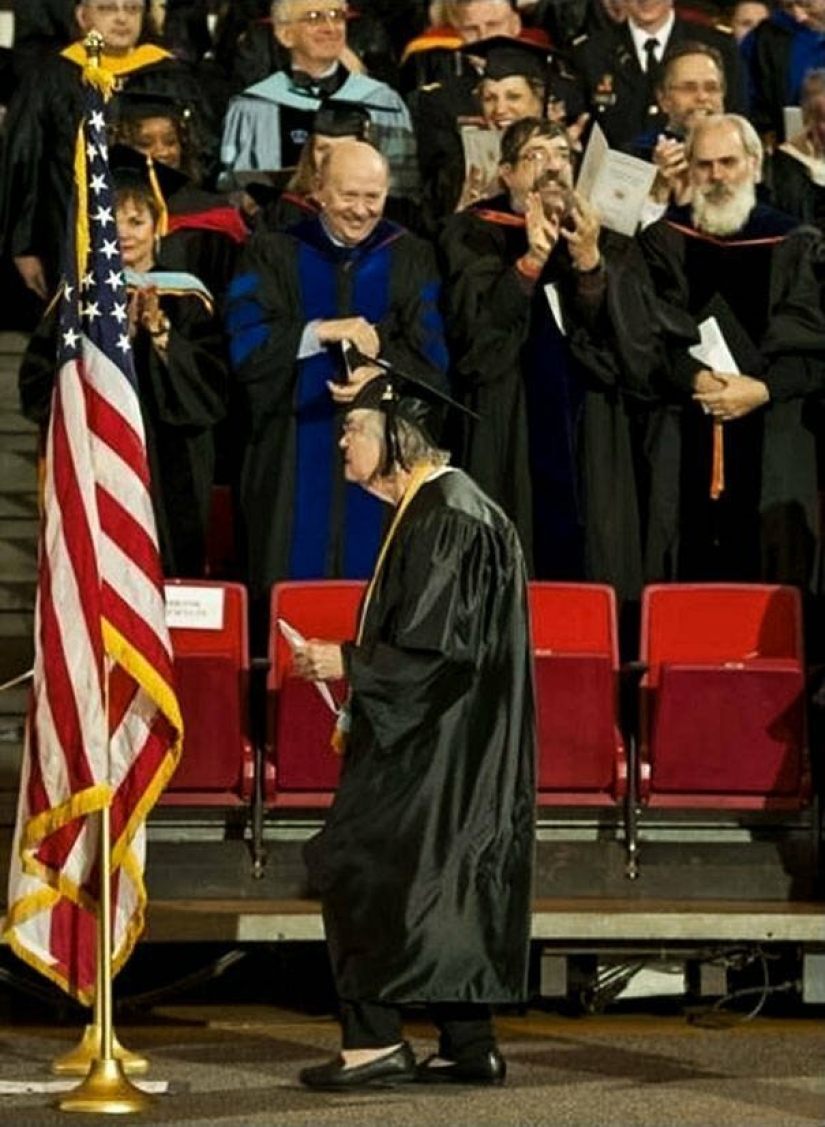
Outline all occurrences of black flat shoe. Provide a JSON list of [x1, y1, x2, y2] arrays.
[[299, 1042, 417, 1090], [415, 1048, 506, 1086]]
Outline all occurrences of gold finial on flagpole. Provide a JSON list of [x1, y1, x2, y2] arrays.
[[84, 29, 105, 68]]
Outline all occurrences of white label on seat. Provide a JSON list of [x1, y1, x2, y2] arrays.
[[165, 585, 225, 630]]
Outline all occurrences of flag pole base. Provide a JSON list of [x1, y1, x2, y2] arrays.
[[52, 1026, 149, 1076], [58, 1058, 153, 1114]]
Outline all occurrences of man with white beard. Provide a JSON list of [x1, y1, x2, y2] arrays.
[[638, 113, 825, 591]]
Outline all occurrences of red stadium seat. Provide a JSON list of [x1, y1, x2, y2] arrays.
[[267, 581, 366, 806], [528, 583, 627, 806], [638, 584, 810, 810], [160, 580, 258, 805]]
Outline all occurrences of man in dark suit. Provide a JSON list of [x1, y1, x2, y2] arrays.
[[571, 0, 746, 146]]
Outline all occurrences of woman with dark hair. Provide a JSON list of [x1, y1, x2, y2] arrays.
[[110, 95, 250, 296]]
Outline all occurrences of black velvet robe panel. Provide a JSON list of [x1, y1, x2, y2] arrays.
[[304, 468, 536, 1004]]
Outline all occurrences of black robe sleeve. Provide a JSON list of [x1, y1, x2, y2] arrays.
[[131, 291, 228, 429], [377, 233, 449, 389], [438, 212, 532, 391], [761, 228, 825, 401]]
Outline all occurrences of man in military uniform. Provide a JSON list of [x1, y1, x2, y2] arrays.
[[571, 0, 746, 147]]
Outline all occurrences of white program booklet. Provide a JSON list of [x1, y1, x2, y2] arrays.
[[576, 122, 657, 236], [277, 617, 340, 714], [688, 316, 739, 374], [458, 124, 503, 206]]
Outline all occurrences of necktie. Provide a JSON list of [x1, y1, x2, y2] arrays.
[[643, 37, 659, 74], [643, 37, 660, 111]]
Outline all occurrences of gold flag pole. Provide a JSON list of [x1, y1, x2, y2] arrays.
[[49, 26, 149, 1090], [52, 968, 149, 1077], [55, 28, 155, 1111], [58, 806, 153, 1113]]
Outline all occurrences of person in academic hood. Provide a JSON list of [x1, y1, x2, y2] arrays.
[[19, 152, 228, 577]]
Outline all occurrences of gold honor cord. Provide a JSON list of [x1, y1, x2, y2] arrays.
[[331, 461, 436, 756]]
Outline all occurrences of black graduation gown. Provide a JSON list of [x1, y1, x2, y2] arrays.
[[19, 280, 228, 578], [0, 46, 210, 289], [304, 468, 536, 1004], [10, 0, 75, 78], [638, 204, 825, 589], [767, 148, 825, 233], [225, 216, 449, 601], [439, 196, 664, 599]]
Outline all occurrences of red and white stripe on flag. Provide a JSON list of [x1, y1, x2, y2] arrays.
[[4, 69, 182, 1004]]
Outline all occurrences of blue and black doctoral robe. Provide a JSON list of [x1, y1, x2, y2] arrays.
[[225, 216, 449, 601]]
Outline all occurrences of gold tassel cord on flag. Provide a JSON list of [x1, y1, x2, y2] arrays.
[[73, 121, 91, 293], [73, 31, 116, 284], [0, 669, 33, 693]]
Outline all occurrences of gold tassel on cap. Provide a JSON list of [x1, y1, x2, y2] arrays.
[[144, 155, 169, 237]]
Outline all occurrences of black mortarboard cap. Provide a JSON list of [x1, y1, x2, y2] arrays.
[[109, 142, 189, 201], [109, 144, 189, 237], [461, 35, 549, 83], [117, 89, 192, 124], [347, 357, 477, 472], [313, 99, 374, 139]]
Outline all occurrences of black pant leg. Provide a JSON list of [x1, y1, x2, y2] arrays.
[[339, 1000, 403, 1049], [428, 1002, 496, 1061]]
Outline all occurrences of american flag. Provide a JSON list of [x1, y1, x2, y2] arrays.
[[4, 71, 182, 1003]]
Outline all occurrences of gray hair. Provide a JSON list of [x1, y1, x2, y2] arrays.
[[685, 113, 763, 166], [393, 417, 450, 470]]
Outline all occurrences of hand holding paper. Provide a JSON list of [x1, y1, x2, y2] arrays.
[[277, 618, 342, 714], [689, 316, 769, 421]]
